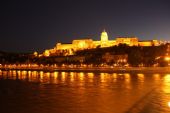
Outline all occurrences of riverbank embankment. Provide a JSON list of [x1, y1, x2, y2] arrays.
[[1, 66, 170, 73]]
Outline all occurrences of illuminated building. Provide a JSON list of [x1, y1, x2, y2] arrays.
[[42, 30, 161, 56]]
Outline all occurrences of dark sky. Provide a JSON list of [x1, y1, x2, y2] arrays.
[[1, 0, 170, 52]]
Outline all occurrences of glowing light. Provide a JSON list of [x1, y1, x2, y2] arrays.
[[53, 71, 58, 79], [70, 72, 75, 82], [79, 72, 84, 81], [44, 50, 50, 57], [0, 70, 2, 75], [101, 29, 108, 42], [100, 73, 107, 82], [21, 71, 27, 78], [47, 72, 51, 77], [124, 73, 131, 83], [168, 102, 170, 107], [153, 74, 160, 81], [164, 56, 170, 61], [40, 71, 44, 76], [112, 73, 117, 79], [28, 71, 31, 76], [61, 72, 67, 82], [164, 74, 170, 81], [88, 73, 94, 79], [34, 51, 38, 57], [163, 74, 170, 93], [87, 73, 94, 82], [79, 41, 86, 48], [137, 73, 145, 82], [32, 71, 37, 77]]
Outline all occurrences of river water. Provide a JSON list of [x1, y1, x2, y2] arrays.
[[0, 70, 170, 113]]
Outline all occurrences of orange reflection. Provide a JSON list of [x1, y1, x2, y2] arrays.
[[0, 70, 2, 75], [70, 72, 75, 82], [100, 73, 107, 82], [168, 102, 170, 107], [168, 102, 170, 108], [40, 71, 44, 76], [12, 70, 17, 79], [53, 71, 58, 79], [21, 71, 27, 76], [153, 74, 160, 81], [50, 71, 58, 84], [88, 73, 94, 79], [112, 73, 117, 82], [45, 72, 51, 78], [163, 74, 170, 93], [9, 70, 12, 75], [79, 72, 84, 81], [137, 73, 145, 82], [28, 71, 31, 77], [39, 71, 43, 81], [32, 71, 37, 76], [61, 72, 67, 82], [112, 73, 117, 79], [124, 73, 131, 83], [87, 72, 94, 82], [17, 70, 21, 79]]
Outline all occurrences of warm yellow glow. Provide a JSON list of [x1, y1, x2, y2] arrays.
[[164, 56, 170, 61], [88, 73, 94, 79], [153, 74, 160, 81], [164, 74, 170, 81], [12, 70, 17, 76], [87, 73, 94, 82], [100, 73, 107, 82], [42, 29, 161, 56], [101, 29, 108, 42], [79, 72, 84, 81], [44, 50, 50, 57], [21, 71, 27, 75], [34, 51, 38, 57], [124, 73, 131, 83], [137, 73, 145, 82], [112, 73, 117, 79], [79, 41, 86, 48], [28, 71, 31, 76], [46, 72, 51, 78], [70, 72, 75, 82], [32, 71, 37, 76], [0, 70, 2, 75], [17, 70, 21, 76], [61, 72, 67, 82], [163, 74, 170, 93], [168, 102, 170, 107], [53, 71, 58, 79]]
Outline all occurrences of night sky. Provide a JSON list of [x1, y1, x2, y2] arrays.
[[1, 0, 170, 52]]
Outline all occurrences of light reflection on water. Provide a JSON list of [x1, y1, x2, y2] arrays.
[[0, 70, 170, 113], [168, 102, 170, 107]]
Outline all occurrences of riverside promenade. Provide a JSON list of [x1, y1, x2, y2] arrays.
[[1, 64, 170, 73]]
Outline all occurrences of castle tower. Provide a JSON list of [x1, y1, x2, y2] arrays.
[[101, 29, 108, 42]]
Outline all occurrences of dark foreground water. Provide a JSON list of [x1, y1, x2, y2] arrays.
[[0, 70, 170, 113]]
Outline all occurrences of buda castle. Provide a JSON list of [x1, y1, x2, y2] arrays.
[[42, 30, 161, 56]]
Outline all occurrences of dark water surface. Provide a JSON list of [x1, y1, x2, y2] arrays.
[[0, 70, 170, 113]]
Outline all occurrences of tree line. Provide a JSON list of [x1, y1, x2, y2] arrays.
[[0, 43, 169, 67]]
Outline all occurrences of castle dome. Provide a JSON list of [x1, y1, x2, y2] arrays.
[[101, 29, 108, 42]]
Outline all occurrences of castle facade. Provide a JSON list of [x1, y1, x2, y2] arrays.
[[43, 30, 161, 56]]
